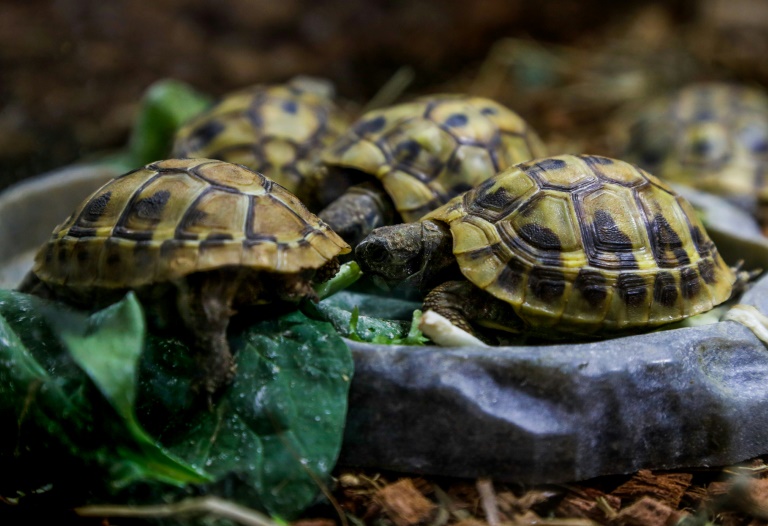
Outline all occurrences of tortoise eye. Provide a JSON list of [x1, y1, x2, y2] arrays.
[[363, 242, 390, 264]]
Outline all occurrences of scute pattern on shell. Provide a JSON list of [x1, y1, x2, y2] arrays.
[[322, 94, 546, 222], [33, 159, 350, 289], [172, 79, 349, 196], [624, 82, 768, 202], [425, 154, 735, 334]]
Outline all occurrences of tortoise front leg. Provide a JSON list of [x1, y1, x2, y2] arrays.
[[423, 280, 523, 340], [175, 274, 239, 397]]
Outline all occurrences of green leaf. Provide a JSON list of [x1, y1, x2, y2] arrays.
[[136, 310, 353, 520], [0, 290, 352, 518], [313, 261, 362, 300], [0, 290, 210, 492]]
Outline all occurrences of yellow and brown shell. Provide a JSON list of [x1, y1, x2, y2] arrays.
[[32, 158, 350, 289], [425, 154, 735, 334], [172, 77, 350, 198], [622, 82, 768, 210], [318, 94, 546, 222]]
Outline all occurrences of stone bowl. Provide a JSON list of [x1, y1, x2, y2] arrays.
[[2, 164, 768, 484]]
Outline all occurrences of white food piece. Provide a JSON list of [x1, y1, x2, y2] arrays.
[[419, 310, 489, 348]]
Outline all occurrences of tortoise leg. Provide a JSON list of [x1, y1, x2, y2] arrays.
[[175, 274, 239, 397], [318, 182, 397, 248], [423, 280, 523, 339], [423, 280, 479, 335]]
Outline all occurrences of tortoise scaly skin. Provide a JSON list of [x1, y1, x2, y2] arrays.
[[623, 82, 768, 224], [356, 154, 736, 338], [19, 158, 350, 394], [172, 77, 350, 203], [315, 94, 546, 248]]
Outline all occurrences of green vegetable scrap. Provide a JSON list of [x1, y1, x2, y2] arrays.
[[0, 289, 352, 520]]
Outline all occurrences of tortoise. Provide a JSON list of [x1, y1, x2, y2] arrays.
[[313, 94, 547, 248], [18, 158, 350, 394], [355, 154, 739, 339], [172, 76, 350, 205], [622, 82, 768, 224]]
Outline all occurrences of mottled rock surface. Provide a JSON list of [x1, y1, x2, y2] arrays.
[[340, 275, 768, 482]]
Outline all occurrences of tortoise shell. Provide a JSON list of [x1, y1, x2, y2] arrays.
[[623, 82, 768, 209], [32, 158, 350, 289], [318, 94, 546, 222], [172, 77, 350, 197], [425, 154, 735, 333]]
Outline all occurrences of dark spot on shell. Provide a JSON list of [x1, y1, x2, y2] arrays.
[[518, 223, 562, 252], [393, 139, 421, 163], [653, 271, 678, 307], [133, 190, 171, 221], [57, 249, 68, 263], [528, 267, 566, 302], [445, 113, 469, 127], [582, 155, 614, 166], [76, 248, 90, 262], [698, 259, 716, 284], [106, 252, 121, 265], [651, 214, 690, 267], [525, 158, 568, 176], [44, 245, 54, 264], [617, 273, 648, 308], [494, 257, 527, 296], [186, 120, 225, 151], [689, 226, 712, 258], [480, 107, 498, 116], [281, 100, 298, 114], [680, 267, 701, 298], [574, 269, 608, 307], [82, 192, 111, 224], [354, 116, 387, 136], [471, 187, 512, 212], [593, 210, 634, 250]]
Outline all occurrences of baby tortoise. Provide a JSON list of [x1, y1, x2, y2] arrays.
[[19, 158, 350, 394], [356, 154, 740, 339], [313, 94, 546, 248], [622, 82, 768, 227], [172, 76, 350, 205]]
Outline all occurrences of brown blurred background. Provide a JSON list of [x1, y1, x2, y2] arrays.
[[1, 0, 767, 189]]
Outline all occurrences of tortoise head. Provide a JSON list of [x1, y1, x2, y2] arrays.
[[355, 219, 453, 291]]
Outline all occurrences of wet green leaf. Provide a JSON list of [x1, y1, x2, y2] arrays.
[[0, 290, 209, 491], [138, 310, 353, 519], [0, 289, 352, 520]]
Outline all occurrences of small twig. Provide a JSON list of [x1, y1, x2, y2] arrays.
[[595, 496, 618, 521], [476, 477, 501, 526], [75, 496, 279, 526]]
